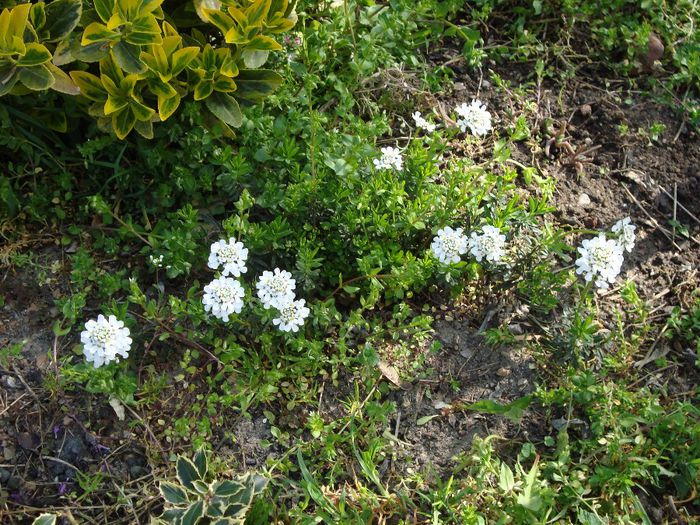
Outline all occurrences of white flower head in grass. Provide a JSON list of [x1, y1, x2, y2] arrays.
[[575, 234, 624, 289], [273, 298, 310, 333], [257, 268, 296, 309], [611, 217, 636, 253], [373, 146, 404, 171], [81, 314, 132, 368], [455, 99, 493, 136], [208, 238, 248, 277], [431, 226, 468, 264], [468, 225, 507, 263], [412, 111, 437, 133], [203, 276, 245, 321]]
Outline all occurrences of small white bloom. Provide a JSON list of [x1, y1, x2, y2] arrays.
[[412, 111, 437, 133], [273, 299, 310, 332], [256, 268, 296, 309], [575, 234, 624, 289], [208, 238, 248, 277], [149, 254, 164, 268], [373, 146, 404, 171], [611, 217, 636, 253], [468, 225, 507, 263], [455, 99, 493, 136], [203, 277, 245, 321], [80, 314, 132, 368], [431, 226, 468, 264]]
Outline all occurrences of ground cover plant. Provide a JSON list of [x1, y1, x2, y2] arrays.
[[0, 0, 698, 523]]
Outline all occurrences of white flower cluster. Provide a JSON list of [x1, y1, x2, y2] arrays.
[[203, 276, 245, 321], [208, 237, 248, 277], [81, 314, 132, 368], [412, 111, 437, 133], [430, 226, 468, 264], [575, 217, 636, 289], [373, 146, 404, 171], [257, 269, 310, 332], [202, 238, 310, 332], [455, 99, 493, 136], [431, 224, 507, 265], [468, 225, 506, 263]]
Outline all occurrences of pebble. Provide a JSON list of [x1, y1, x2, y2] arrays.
[[577, 193, 591, 206], [1, 375, 18, 389], [496, 367, 511, 377]]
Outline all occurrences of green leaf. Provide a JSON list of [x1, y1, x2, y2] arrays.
[[193, 0, 221, 22], [70, 70, 107, 101], [124, 15, 162, 46], [111, 107, 136, 139], [181, 500, 204, 525], [171, 46, 199, 76], [416, 414, 440, 426], [498, 463, 515, 492], [246, 35, 281, 51], [69, 37, 110, 63], [44, 0, 82, 42], [32, 515, 57, 525], [81, 22, 121, 45], [0, 176, 21, 218], [192, 450, 208, 479], [245, 0, 271, 27], [47, 63, 79, 94], [0, 68, 19, 97], [112, 41, 146, 73], [464, 395, 532, 423], [213, 480, 244, 497], [18, 64, 55, 90], [205, 91, 242, 127], [176, 456, 201, 490], [93, 0, 115, 23], [160, 482, 188, 504], [234, 68, 282, 102], [16, 43, 52, 66], [241, 49, 269, 68], [29, 3, 46, 32]]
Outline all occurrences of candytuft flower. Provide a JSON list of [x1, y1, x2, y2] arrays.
[[412, 111, 437, 133], [208, 238, 248, 277], [257, 268, 296, 310], [80, 314, 132, 368], [273, 298, 310, 332], [455, 99, 493, 136], [373, 146, 404, 171], [575, 234, 624, 289], [203, 277, 245, 321], [469, 225, 507, 263], [611, 217, 636, 253], [431, 226, 468, 264]]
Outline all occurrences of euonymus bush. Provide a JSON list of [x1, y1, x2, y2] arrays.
[[0, 0, 296, 138]]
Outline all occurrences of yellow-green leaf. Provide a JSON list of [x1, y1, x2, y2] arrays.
[[205, 91, 242, 127], [16, 42, 52, 66], [93, 0, 115, 24], [158, 92, 179, 120], [44, 0, 82, 42], [134, 117, 153, 138], [8, 4, 31, 41], [29, 3, 46, 32], [247, 34, 281, 51], [81, 22, 121, 45], [112, 41, 146, 73], [129, 98, 154, 120], [245, 0, 271, 27], [111, 107, 135, 139], [18, 63, 54, 90], [104, 94, 127, 114], [203, 9, 234, 35], [193, 79, 213, 100], [47, 63, 79, 94], [171, 46, 198, 76], [69, 70, 107, 101]]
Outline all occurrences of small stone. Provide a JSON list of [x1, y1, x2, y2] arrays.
[[481, 80, 492, 89], [580, 104, 592, 117], [509, 324, 524, 336], [496, 367, 511, 377], [577, 193, 591, 207], [454, 82, 466, 91], [1, 375, 18, 389]]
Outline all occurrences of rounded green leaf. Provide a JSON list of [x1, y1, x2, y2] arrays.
[[44, 0, 82, 42], [205, 91, 242, 127], [18, 64, 55, 90]]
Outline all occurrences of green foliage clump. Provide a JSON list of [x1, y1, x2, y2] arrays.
[[0, 0, 297, 138], [157, 450, 268, 524]]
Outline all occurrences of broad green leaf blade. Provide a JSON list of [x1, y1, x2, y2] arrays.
[[112, 41, 146, 73], [192, 450, 208, 478], [18, 64, 55, 90], [234, 68, 282, 103], [160, 482, 188, 504], [32, 514, 57, 525], [47, 63, 80, 95], [241, 49, 269, 68], [181, 500, 204, 525], [111, 107, 136, 139], [70, 70, 107, 101], [205, 91, 242, 127], [16, 43, 52, 67], [44, 0, 83, 42], [176, 456, 201, 490]]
